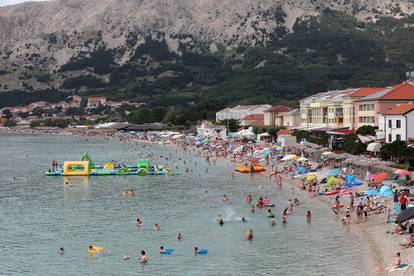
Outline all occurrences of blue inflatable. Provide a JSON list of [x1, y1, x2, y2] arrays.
[[160, 249, 174, 255], [196, 249, 208, 255]]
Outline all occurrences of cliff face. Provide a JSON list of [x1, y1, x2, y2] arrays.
[[0, 0, 413, 91]]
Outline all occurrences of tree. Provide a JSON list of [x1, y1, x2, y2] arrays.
[[2, 109, 12, 119], [342, 134, 366, 155], [356, 125, 376, 136], [4, 119, 16, 127], [380, 140, 414, 165], [163, 108, 178, 125]]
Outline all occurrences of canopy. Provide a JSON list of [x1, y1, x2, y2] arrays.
[[396, 207, 414, 223], [379, 185, 393, 198], [326, 176, 342, 188], [328, 168, 340, 177], [238, 129, 256, 140], [80, 152, 95, 168], [345, 175, 363, 187], [367, 142, 382, 153]]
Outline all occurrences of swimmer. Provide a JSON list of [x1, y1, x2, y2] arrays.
[[154, 224, 160, 231], [217, 215, 224, 226], [246, 194, 253, 204], [136, 217, 142, 226], [176, 232, 182, 241], [159, 246, 165, 253], [194, 246, 199, 255], [307, 211, 312, 222], [267, 209, 275, 218], [250, 205, 255, 214], [245, 229, 254, 240], [123, 256, 131, 261], [241, 217, 247, 223], [282, 217, 287, 224], [140, 250, 148, 263], [59, 247, 64, 255], [222, 194, 229, 202], [270, 217, 276, 225]]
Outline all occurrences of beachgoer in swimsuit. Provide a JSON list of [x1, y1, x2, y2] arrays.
[[245, 229, 253, 240], [154, 224, 160, 231], [176, 232, 182, 240], [140, 250, 148, 263]]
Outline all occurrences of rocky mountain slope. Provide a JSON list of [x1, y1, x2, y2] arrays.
[[0, 0, 414, 115]]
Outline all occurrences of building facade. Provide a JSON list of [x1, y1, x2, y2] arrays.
[[263, 105, 291, 126], [215, 105, 271, 122], [379, 103, 414, 143]]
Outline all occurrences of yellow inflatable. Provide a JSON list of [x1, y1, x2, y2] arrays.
[[63, 161, 90, 176], [88, 246, 104, 255], [235, 165, 266, 173]]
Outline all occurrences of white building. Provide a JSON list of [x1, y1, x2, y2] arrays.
[[196, 121, 227, 139], [282, 109, 300, 128], [216, 105, 271, 122], [380, 103, 414, 143]]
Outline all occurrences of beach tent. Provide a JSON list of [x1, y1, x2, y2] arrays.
[[80, 152, 95, 168], [365, 189, 380, 197], [326, 176, 342, 188], [379, 185, 393, 198], [306, 175, 317, 182], [395, 169, 412, 176], [345, 175, 363, 187], [297, 167, 308, 174], [238, 129, 256, 140]]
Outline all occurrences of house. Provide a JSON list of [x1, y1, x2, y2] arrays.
[[282, 109, 300, 128], [355, 81, 414, 129], [87, 97, 107, 109], [263, 105, 291, 126], [242, 114, 264, 126], [215, 105, 271, 122], [379, 103, 414, 143], [277, 129, 296, 147]]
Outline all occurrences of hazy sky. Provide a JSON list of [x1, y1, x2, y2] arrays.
[[0, 0, 49, 6]]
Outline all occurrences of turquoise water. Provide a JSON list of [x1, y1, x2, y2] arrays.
[[0, 134, 371, 275]]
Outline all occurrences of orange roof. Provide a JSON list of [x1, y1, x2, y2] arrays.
[[243, 114, 264, 120], [278, 129, 293, 135], [382, 103, 414, 115], [380, 82, 414, 100], [264, 105, 291, 113], [350, 87, 384, 97], [248, 120, 265, 126]]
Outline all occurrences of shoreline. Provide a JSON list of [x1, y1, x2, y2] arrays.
[[1, 128, 411, 275]]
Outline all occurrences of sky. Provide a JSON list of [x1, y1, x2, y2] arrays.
[[0, 0, 49, 6]]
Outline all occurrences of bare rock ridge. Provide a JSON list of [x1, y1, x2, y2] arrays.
[[0, 0, 413, 90]]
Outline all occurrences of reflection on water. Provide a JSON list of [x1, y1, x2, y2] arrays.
[[0, 134, 371, 275]]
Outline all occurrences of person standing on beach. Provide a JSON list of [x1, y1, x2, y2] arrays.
[[350, 192, 354, 211]]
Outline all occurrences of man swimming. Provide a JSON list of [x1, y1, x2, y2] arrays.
[[154, 224, 160, 231], [136, 217, 142, 226], [245, 229, 254, 240], [217, 215, 224, 226], [140, 250, 148, 263], [59, 247, 64, 255], [176, 232, 182, 241]]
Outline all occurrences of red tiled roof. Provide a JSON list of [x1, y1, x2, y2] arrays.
[[248, 120, 264, 126], [243, 114, 264, 120], [382, 103, 414, 115], [278, 129, 293, 135], [350, 87, 384, 97], [264, 105, 291, 113], [380, 82, 414, 100]]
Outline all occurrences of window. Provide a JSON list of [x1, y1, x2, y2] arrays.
[[388, 120, 392, 128], [396, 134, 401, 141], [396, 120, 401, 128], [388, 134, 392, 143]]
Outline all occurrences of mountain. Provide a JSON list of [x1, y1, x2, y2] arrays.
[[1, 0, 414, 125]]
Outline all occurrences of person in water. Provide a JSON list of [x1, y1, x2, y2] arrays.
[[217, 215, 224, 226], [394, 252, 401, 269], [270, 217, 276, 225], [245, 229, 254, 240], [246, 194, 253, 204], [307, 211, 312, 222], [194, 247, 201, 255], [59, 247, 64, 255], [222, 194, 229, 202], [250, 205, 255, 214], [140, 250, 148, 263], [267, 209, 275, 218], [241, 217, 247, 223], [176, 232, 182, 241], [136, 218, 142, 226], [154, 224, 160, 231], [263, 196, 269, 206], [159, 246, 165, 253]]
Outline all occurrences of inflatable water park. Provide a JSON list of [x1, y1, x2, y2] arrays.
[[44, 153, 177, 176]]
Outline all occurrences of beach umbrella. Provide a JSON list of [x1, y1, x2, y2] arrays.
[[379, 185, 393, 198], [395, 207, 414, 223], [297, 157, 308, 162], [395, 169, 412, 176]]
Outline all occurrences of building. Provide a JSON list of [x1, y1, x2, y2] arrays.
[[282, 109, 300, 128], [379, 103, 414, 143], [196, 121, 227, 138], [300, 89, 357, 129], [0, 118, 7, 127], [87, 97, 107, 109], [263, 105, 291, 126], [355, 82, 414, 129], [242, 114, 264, 126], [342, 87, 384, 129], [276, 129, 296, 148], [215, 105, 271, 122]]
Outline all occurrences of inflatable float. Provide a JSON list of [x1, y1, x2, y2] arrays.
[[196, 249, 208, 255], [160, 249, 175, 255], [44, 153, 178, 177], [235, 165, 266, 173], [88, 246, 104, 255]]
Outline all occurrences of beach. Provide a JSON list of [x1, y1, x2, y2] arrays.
[[1, 127, 413, 275]]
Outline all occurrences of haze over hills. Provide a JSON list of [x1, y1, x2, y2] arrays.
[[1, 0, 414, 122]]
